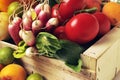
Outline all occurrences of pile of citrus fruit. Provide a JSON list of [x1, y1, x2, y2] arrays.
[[1, 0, 120, 80], [0, 47, 43, 80]]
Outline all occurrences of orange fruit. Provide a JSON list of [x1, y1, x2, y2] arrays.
[[0, 12, 9, 40], [102, 2, 120, 26], [0, 64, 27, 80], [0, 0, 19, 12]]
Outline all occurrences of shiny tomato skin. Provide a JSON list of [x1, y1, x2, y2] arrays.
[[93, 12, 111, 37], [85, 0, 102, 12], [59, 0, 85, 22], [65, 13, 99, 44], [53, 26, 68, 39]]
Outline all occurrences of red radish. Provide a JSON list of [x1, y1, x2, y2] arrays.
[[93, 12, 111, 37], [8, 16, 22, 45], [32, 19, 43, 35], [34, 0, 48, 15], [35, 3, 44, 15], [38, 3, 51, 25], [12, 16, 22, 25], [19, 29, 35, 46], [8, 23, 21, 45], [45, 17, 59, 31], [22, 16, 32, 30]]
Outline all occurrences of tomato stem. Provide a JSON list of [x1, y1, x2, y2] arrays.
[[74, 7, 97, 14]]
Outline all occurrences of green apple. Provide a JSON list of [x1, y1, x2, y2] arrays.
[[27, 73, 43, 80], [0, 47, 15, 65], [7, 1, 22, 16]]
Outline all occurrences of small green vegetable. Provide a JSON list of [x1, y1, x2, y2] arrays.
[[55, 40, 84, 72], [66, 59, 82, 72], [36, 32, 85, 72], [13, 41, 28, 58], [49, 0, 59, 7], [36, 32, 61, 57], [56, 40, 84, 65]]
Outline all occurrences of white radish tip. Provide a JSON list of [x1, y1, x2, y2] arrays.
[[25, 47, 38, 57]]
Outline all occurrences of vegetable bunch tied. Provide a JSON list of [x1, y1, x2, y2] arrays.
[[7, 0, 85, 72]]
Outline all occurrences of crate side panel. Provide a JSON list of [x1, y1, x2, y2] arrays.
[[81, 54, 96, 71], [83, 27, 120, 59], [96, 40, 120, 80], [0, 41, 17, 49], [21, 56, 89, 80], [81, 27, 120, 77], [0, 41, 89, 80]]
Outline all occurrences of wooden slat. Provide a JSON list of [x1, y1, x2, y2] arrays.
[[81, 27, 120, 71], [96, 39, 120, 80], [81, 27, 120, 80], [21, 56, 89, 80], [83, 27, 120, 59], [0, 41, 89, 80]]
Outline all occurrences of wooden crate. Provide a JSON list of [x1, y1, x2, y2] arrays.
[[81, 27, 120, 80], [0, 27, 120, 80]]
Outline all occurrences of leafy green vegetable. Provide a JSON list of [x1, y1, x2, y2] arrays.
[[54, 0, 60, 3], [36, 32, 61, 57], [49, 0, 60, 7], [36, 32, 85, 72], [55, 40, 84, 72], [56, 40, 84, 65], [66, 59, 82, 72], [13, 41, 28, 58]]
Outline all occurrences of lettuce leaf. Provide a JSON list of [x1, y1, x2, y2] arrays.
[[36, 32, 61, 57], [36, 32, 85, 72], [55, 40, 85, 72]]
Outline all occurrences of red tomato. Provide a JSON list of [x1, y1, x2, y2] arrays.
[[59, 0, 86, 22], [85, 0, 102, 12], [93, 12, 111, 37], [65, 13, 99, 44], [53, 26, 68, 39]]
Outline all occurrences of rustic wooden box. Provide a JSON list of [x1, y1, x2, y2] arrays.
[[0, 27, 120, 80]]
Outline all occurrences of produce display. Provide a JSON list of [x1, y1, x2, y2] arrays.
[[0, 0, 120, 80]]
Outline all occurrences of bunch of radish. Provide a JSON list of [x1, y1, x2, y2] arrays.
[[8, 0, 111, 47], [8, 0, 59, 46]]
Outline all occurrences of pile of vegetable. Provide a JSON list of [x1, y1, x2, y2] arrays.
[[7, 0, 115, 72]]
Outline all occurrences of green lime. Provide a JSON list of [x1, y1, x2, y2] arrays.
[[0, 47, 15, 65], [7, 1, 23, 16], [27, 73, 43, 80]]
